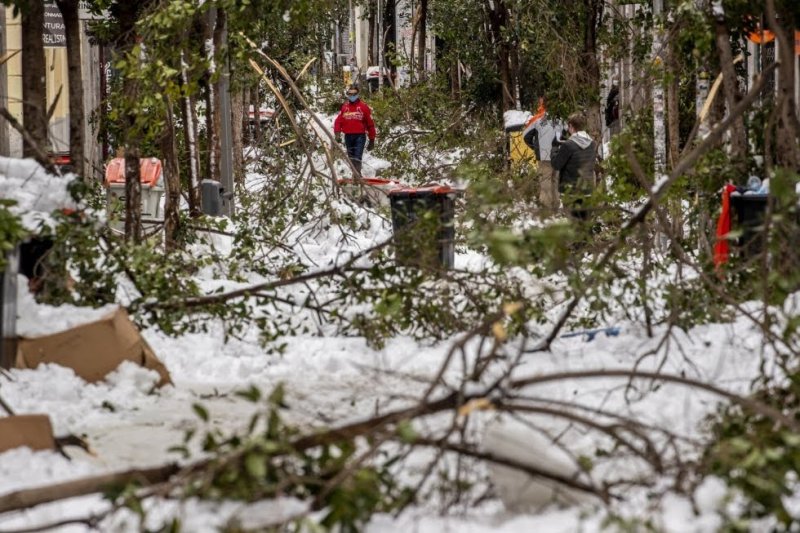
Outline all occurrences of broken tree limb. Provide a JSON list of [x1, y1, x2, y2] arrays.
[[407, 436, 609, 502], [0, 361, 790, 515], [0, 464, 179, 515], [145, 238, 392, 311], [509, 368, 799, 432]]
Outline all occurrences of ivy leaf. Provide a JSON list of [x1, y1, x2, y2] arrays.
[[245, 452, 267, 479], [268, 383, 288, 408], [235, 385, 262, 403], [396, 420, 416, 443], [192, 403, 209, 422]]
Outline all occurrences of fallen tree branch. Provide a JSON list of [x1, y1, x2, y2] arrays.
[[409, 436, 609, 502], [0, 361, 790, 515], [0, 464, 179, 515], [509, 367, 799, 431], [0, 513, 108, 533], [145, 238, 392, 311]]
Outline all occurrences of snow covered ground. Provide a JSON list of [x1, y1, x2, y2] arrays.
[[0, 278, 776, 531], [0, 151, 783, 532]]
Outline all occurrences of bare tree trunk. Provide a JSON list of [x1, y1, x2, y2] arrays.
[[666, 32, 683, 240], [367, 0, 376, 65], [162, 98, 180, 251], [483, 0, 514, 111], [712, 4, 747, 164], [123, 58, 142, 241], [180, 52, 201, 216], [231, 88, 245, 185], [21, 1, 49, 162], [451, 60, 461, 100], [205, 8, 220, 183], [113, 1, 144, 241], [124, 147, 142, 242], [242, 83, 251, 145], [765, 0, 800, 170], [509, 29, 520, 108], [581, 0, 603, 140], [56, 0, 84, 177], [666, 39, 681, 169], [416, 0, 428, 78], [250, 84, 261, 143]]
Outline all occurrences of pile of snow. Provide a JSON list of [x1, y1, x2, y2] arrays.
[[503, 110, 531, 131], [15, 277, 119, 336], [0, 157, 78, 231]]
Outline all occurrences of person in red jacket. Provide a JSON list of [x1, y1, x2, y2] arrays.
[[334, 84, 376, 175]]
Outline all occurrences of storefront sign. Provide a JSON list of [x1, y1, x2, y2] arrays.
[[43, 2, 66, 47]]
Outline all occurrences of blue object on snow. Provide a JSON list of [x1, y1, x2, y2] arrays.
[[561, 326, 621, 342]]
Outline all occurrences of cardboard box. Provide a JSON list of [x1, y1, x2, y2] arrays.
[[15, 308, 172, 387], [0, 414, 55, 453]]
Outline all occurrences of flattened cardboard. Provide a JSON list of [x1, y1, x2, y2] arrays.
[[15, 308, 172, 387], [0, 414, 55, 453]]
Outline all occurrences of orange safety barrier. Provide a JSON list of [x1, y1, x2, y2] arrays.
[[104, 157, 162, 187]]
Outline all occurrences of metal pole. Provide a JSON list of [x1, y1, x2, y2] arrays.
[[218, 13, 234, 216]]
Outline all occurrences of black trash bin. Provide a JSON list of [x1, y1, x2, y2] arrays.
[[730, 193, 768, 257], [1, 247, 19, 370], [388, 186, 461, 269]]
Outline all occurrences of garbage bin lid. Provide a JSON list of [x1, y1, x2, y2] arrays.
[[388, 184, 463, 196], [337, 178, 401, 186]]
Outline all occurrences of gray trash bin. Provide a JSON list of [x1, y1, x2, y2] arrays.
[[201, 179, 223, 216], [1, 248, 18, 370]]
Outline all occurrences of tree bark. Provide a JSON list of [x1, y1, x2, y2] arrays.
[[162, 98, 181, 251], [112, 1, 144, 241], [180, 52, 201, 217], [56, 0, 85, 178], [483, 0, 514, 111], [712, 8, 747, 164], [666, 39, 681, 169], [250, 84, 261, 143], [367, 0, 376, 65], [124, 145, 142, 242], [416, 0, 428, 78], [231, 87, 245, 185], [581, 0, 603, 140], [205, 8, 220, 183], [20, 0, 49, 162], [765, 0, 800, 170]]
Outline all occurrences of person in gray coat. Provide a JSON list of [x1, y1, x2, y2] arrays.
[[522, 101, 560, 210], [551, 113, 596, 220]]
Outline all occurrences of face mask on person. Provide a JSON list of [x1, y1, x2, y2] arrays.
[[347, 94, 359, 103]]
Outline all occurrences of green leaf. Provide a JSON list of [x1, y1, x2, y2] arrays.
[[244, 452, 267, 479], [235, 385, 262, 403], [396, 420, 416, 443], [192, 403, 209, 422], [268, 383, 288, 408]]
